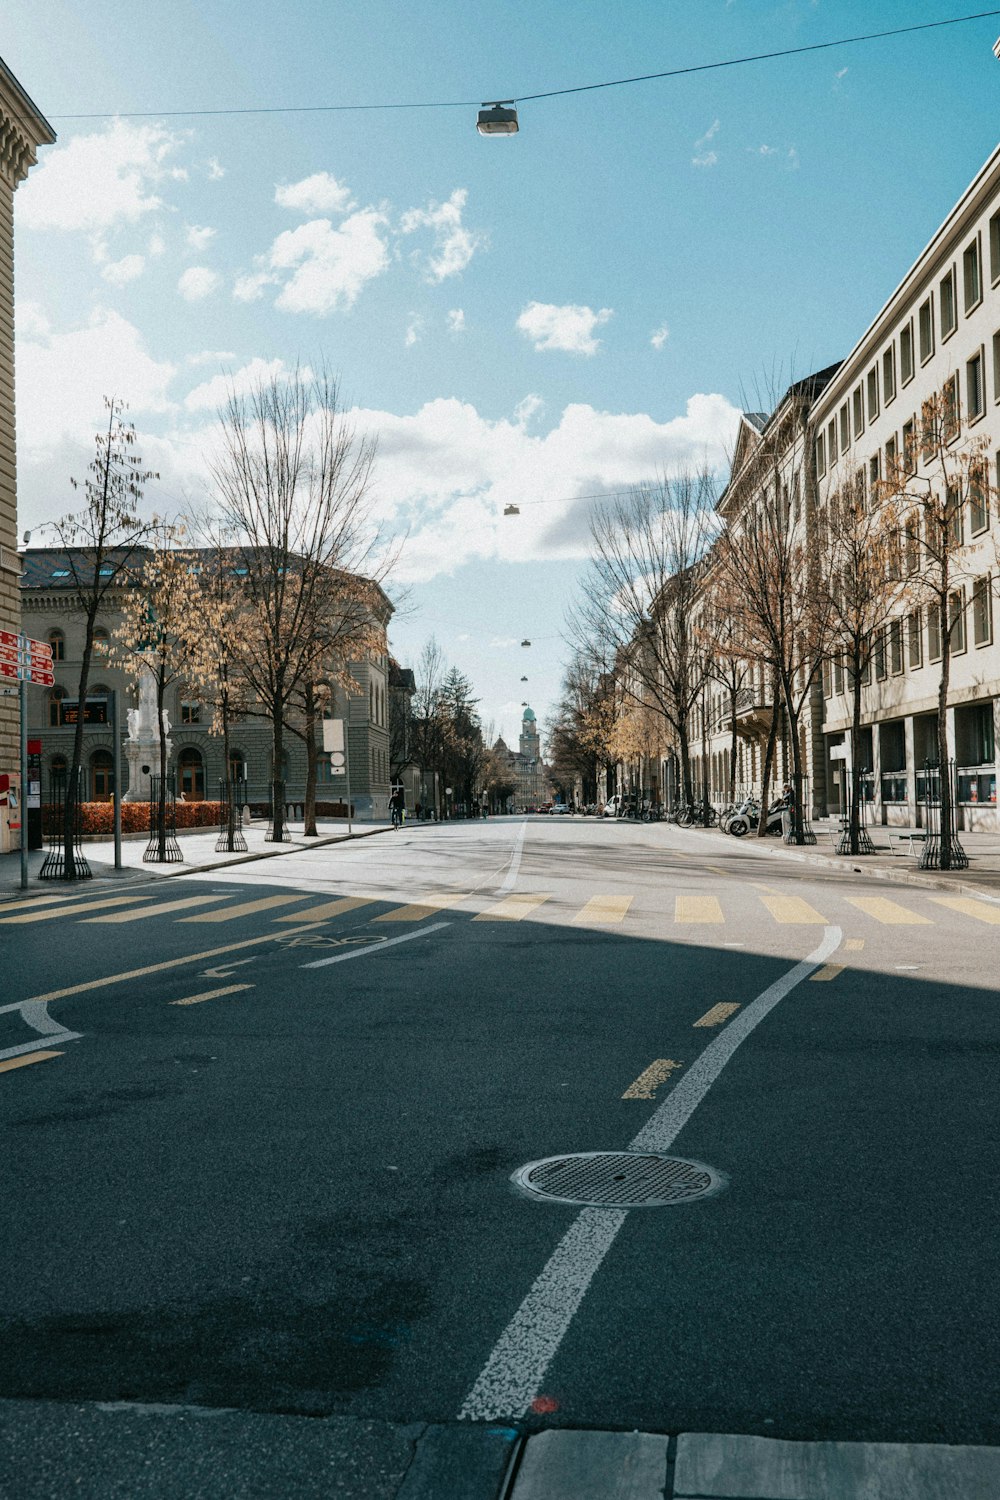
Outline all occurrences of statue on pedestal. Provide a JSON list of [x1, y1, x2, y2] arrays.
[[122, 663, 172, 802]]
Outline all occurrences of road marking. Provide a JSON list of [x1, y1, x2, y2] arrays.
[[675, 894, 723, 924], [844, 896, 931, 926], [621, 1059, 682, 1099], [930, 894, 1000, 925], [180, 894, 305, 923], [693, 1002, 741, 1028], [0, 889, 126, 915], [458, 924, 842, 1423], [83, 894, 232, 923], [171, 984, 254, 1007], [0, 1050, 62, 1074], [0, 894, 148, 924], [201, 958, 258, 979], [572, 895, 632, 925], [274, 896, 374, 923], [474, 894, 551, 922], [810, 963, 844, 982], [374, 894, 470, 922], [757, 893, 828, 924], [845, 938, 865, 951], [23, 924, 327, 1005], [301, 921, 451, 969], [499, 821, 528, 893]]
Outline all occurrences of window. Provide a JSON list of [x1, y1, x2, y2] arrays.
[[48, 687, 67, 726], [91, 750, 114, 802], [93, 627, 110, 657], [828, 418, 838, 464], [852, 386, 864, 439], [178, 748, 205, 801], [940, 267, 957, 339], [970, 461, 989, 533], [921, 398, 937, 460], [866, 366, 879, 421], [902, 417, 916, 473], [822, 659, 831, 697], [51, 569, 70, 579], [992, 210, 1000, 285], [48, 629, 65, 661], [928, 603, 942, 662], [905, 514, 920, 574], [918, 296, 934, 363], [180, 700, 201, 725], [834, 656, 844, 695], [973, 575, 993, 646], [963, 235, 983, 312], [949, 589, 967, 654], [869, 453, 880, 494], [889, 619, 904, 675], [885, 433, 898, 479], [908, 610, 923, 669], [874, 628, 888, 681], [883, 344, 897, 404], [839, 403, 850, 454], [229, 752, 247, 785], [993, 330, 1000, 403], [942, 374, 960, 443], [967, 349, 985, 421], [900, 321, 915, 384], [946, 483, 963, 548], [815, 431, 826, 477]]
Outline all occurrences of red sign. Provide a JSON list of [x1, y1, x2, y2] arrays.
[[0, 644, 17, 665], [29, 669, 54, 687], [0, 661, 17, 679], [0, 629, 17, 649], [22, 636, 52, 659]]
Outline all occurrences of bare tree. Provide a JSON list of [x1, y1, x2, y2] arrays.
[[46, 398, 157, 877]]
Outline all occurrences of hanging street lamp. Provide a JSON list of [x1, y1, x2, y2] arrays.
[[477, 101, 519, 136]]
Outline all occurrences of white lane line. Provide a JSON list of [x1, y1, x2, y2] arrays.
[[300, 921, 451, 969], [458, 924, 842, 1423], [498, 821, 528, 894]]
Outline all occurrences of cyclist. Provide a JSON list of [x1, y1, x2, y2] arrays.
[[389, 788, 404, 830]]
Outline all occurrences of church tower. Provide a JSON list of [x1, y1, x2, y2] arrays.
[[519, 706, 539, 760]]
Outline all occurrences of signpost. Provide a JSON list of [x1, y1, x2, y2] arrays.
[[322, 717, 352, 835], [6, 634, 55, 889]]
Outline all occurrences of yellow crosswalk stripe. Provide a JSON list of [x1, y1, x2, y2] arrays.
[[84, 895, 232, 923], [0, 889, 113, 916], [757, 892, 828, 924], [375, 893, 471, 923], [274, 897, 374, 923], [675, 894, 724, 924], [0, 1050, 63, 1074], [180, 894, 305, 923], [0, 894, 148, 924], [929, 894, 1000, 925], [844, 896, 931, 925], [810, 964, 845, 982], [473, 894, 551, 922], [693, 1002, 740, 1027], [573, 895, 633, 924], [171, 983, 254, 1007], [622, 1059, 682, 1099]]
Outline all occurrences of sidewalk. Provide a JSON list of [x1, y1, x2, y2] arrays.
[[2, 1403, 998, 1499]]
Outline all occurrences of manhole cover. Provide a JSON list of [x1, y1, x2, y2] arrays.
[[511, 1152, 722, 1208]]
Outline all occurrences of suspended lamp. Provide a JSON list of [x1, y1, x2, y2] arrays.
[[477, 101, 519, 135]]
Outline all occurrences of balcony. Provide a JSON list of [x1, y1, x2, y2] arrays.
[[713, 686, 773, 738]]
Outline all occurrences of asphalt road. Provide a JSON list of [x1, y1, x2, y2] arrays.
[[2, 816, 998, 1446]]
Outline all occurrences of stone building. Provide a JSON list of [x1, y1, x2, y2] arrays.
[[493, 706, 550, 810], [0, 59, 54, 790]]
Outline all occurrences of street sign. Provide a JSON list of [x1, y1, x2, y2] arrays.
[[22, 636, 52, 658], [0, 645, 18, 665], [0, 629, 17, 648], [29, 669, 54, 687], [61, 697, 107, 724], [0, 662, 18, 680]]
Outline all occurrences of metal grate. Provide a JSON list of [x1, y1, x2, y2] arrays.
[[512, 1152, 721, 1208]]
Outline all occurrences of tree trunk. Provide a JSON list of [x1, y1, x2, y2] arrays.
[[221, 678, 237, 853], [937, 605, 953, 870], [63, 612, 97, 879], [849, 652, 863, 856], [757, 694, 779, 836], [303, 683, 318, 837], [271, 701, 285, 842], [156, 668, 168, 861], [728, 691, 738, 803], [677, 721, 693, 808]]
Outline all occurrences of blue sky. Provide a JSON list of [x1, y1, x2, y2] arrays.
[[5, 1, 1000, 744]]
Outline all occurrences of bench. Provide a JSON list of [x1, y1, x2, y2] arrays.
[[886, 830, 928, 856]]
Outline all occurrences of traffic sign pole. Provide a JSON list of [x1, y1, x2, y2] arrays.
[[19, 676, 27, 890]]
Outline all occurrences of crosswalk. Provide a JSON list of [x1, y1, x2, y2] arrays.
[[4, 881, 1000, 934]]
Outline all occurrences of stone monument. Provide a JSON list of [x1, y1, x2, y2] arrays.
[[123, 667, 171, 802]]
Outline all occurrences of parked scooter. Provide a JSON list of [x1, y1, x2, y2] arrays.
[[728, 794, 785, 838]]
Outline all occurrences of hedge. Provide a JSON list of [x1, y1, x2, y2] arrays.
[[42, 801, 224, 835]]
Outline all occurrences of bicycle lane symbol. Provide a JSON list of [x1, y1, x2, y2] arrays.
[[273, 933, 390, 950]]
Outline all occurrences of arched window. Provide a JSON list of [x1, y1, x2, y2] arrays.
[[92, 627, 110, 657], [48, 687, 67, 726], [228, 751, 247, 786], [48, 629, 65, 661], [178, 748, 205, 801], [91, 750, 114, 801]]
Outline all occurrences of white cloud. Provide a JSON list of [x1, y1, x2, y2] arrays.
[[16, 120, 187, 234], [186, 224, 216, 251], [275, 172, 354, 215], [183, 356, 291, 412], [447, 308, 466, 334], [147, 233, 166, 257], [238, 209, 391, 315], [400, 188, 485, 282], [101, 253, 145, 286], [692, 119, 720, 168], [404, 315, 424, 347], [787, 147, 800, 170], [835, 66, 849, 81], [206, 157, 225, 181], [651, 324, 669, 349], [755, 144, 778, 157], [178, 266, 222, 301], [514, 394, 544, 428], [696, 119, 720, 145], [692, 150, 718, 169], [187, 349, 238, 366], [516, 301, 613, 356]]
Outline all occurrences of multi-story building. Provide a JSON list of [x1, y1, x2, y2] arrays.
[[22, 548, 393, 820], [0, 60, 53, 796], [493, 707, 550, 810]]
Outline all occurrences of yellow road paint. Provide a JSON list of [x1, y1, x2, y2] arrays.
[[622, 1059, 682, 1099], [473, 894, 551, 922], [572, 895, 633, 925], [693, 1002, 741, 1027], [180, 894, 305, 923], [275, 897, 374, 923], [0, 1050, 62, 1074], [930, 895, 1000, 925], [675, 894, 724, 924], [0, 894, 148, 924], [0, 889, 120, 916], [845, 938, 865, 951], [757, 893, 828, 924], [24, 923, 326, 1006], [171, 983, 254, 1007], [84, 894, 231, 924], [810, 964, 845, 982], [375, 893, 471, 922], [845, 896, 931, 926]]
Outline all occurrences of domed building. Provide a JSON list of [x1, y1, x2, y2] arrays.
[[493, 706, 551, 811]]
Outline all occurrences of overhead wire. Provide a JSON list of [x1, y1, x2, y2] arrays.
[[48, 9, 1000, 121]]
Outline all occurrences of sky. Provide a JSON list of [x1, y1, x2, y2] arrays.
[[4, 1, 1000, 747]]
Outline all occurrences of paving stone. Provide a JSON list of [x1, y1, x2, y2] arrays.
[[510, 1429, 669, 1499], [674, 1432, 1000, 1499], [396, 1423, 519, 1499]]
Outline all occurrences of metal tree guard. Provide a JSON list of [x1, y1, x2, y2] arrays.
[[144, 773, 183, 863], [919, 757, 968, 870], [38, 766, 91, 880], [836, 767, 875, 855], [265, 779, 292, 842], [216, 777, 248, 854]]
